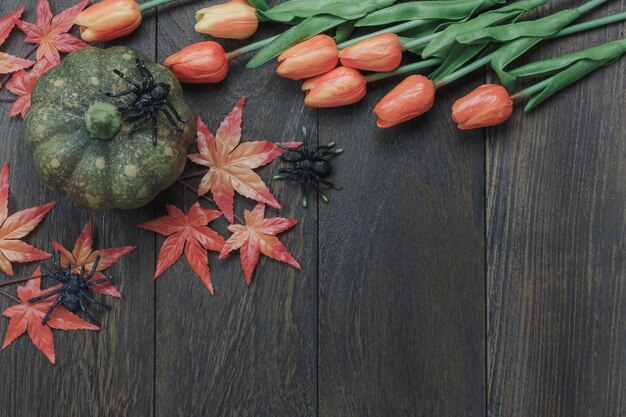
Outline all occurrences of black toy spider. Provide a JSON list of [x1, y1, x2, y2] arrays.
[[274, 127, 343, 208], [28, 251, 113, 326], [106, 57, 187, 145]]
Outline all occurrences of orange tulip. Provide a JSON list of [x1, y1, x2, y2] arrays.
[[195, 0, 258, 40], [75, 0, 142, 43], [276, 35, 339, 80], [302, 67, 366, 108], [163, 41, 229, 84], [339, 33, 403, 72], [373, 75, 435, 128], [452, 84, 513, 130]]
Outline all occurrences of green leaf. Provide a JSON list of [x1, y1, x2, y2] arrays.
[[511, 39, 626, 77], [429, 43, 489, 81], [258, 0, 395, 24], [421, 0, 549, 58], [399, 36, 427, 55], [335, 21, 355, 43], [249, 0, 270, 12], [457, 9, 580, 44], [482, 9, 583, 90], [525, 58, 616, 111], [247, 15, 345, 68], [355, 0, 505, 27]]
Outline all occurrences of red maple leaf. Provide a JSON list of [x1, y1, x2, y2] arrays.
[[5, 58, 55, 118], [220, 203, 301, 284], [2, 266, 99, 364], [138, 203, 225, 295], [0, 162, 55, 275], [0, 6, 36, 74], [16, 0, 89, 65], [187, 97, 302, 223], [51, 222, 135, 299]]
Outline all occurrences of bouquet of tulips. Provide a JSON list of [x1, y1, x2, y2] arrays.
[[76, 0, 626, 130]]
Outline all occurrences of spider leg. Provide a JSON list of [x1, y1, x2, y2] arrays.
[[113, 69, 141, 89], [41, 295, 65, 325], [314, 142, 336, 150], [28, 287, 64, 303], [279, 154, 303, 162], [318, 178, 342, 190], [128, 116, 151, 136], [136, 58, 154, 89], [278, 167, 301, 175], [84, 292, 111, 311], [86, 275, 114, 286], [79, 298, 100, 326], [158, 107, 183, 132], [40, 260, 64, 283], [85, 256, 101, 281], [316, 149, 344, 157], [105, 88, 136, 98], [124, 110, 146, 123], [300, 183, 310, 208], [117, 97, 140, 112], [306, 179, 329, 203], [276, 143, 303, 152], [164, 101, 187, 124]]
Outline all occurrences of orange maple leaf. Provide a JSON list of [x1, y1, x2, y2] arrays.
[[188, 97, 302, 223], [220, 203, 301, 284], [0, 6, 36, 75], [6, 58, 55, 118], [51, 222, 135, 299], [2, 266, 99, 364], [0, 162, 55, 276], [138, 203, 225, 295], [16, 0, 89, 65]]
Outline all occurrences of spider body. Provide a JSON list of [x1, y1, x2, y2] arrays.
[[274, 128, 343, 208], [106, 57, 187, 145], [29, 252, 113, 326]]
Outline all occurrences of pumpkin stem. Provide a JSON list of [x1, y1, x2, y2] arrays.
[[85, 102, 122, 141]]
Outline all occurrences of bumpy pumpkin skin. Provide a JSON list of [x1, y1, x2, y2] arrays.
[[24, 46, 196, 210]]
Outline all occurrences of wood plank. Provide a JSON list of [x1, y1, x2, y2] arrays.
[[487, 4, 626, 416], [317, 72, 487, 414], [154, 3, 317, 416], [0, 1, 156, 416]]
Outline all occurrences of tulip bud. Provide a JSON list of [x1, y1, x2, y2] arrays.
[[75, 0, 142, 43], [339, 33, 403, 72], [276, 35, 339, 80], [195, 0, 258, 40], [452, 84, 513, 130], [163, 41, 229, 84], [302, 67, 367, 108], [373, 75, 435, 128]]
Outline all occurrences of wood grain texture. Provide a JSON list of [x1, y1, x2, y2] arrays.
[[317, 68, 487, 416], [154, 2, 316, 416], [0, 1, 155, 416], [487, 2, 626, 416]]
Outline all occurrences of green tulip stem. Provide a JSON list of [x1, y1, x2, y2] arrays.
[[364, 58, 444, 83], [338, 20, 431, 49], [576, 0, 609, 14], [435, 54, 494, 88], [510, 76, 555, 101], [140, 0, 176, 11], [226, 35, 279, 60], [555, 11, 626, 38]]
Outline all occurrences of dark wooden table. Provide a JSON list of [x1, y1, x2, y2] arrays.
[[0, 1, 624, 416]]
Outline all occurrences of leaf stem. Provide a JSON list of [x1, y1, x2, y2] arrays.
[[510, 75, 555, 101], [0, 274, 47, 288], [576, 0, 609, 14], [338, 20, 430, 49], [177, 179, 245, 224], [0, 98, 16, 103], [140, 0, 176, 11], [0, 289, 20, 304], [364, 58, 443, 83], [435, 54, 493, 87], [553, 11, 626, 38]]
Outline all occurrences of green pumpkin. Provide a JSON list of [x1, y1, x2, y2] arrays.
[[24, 46, 196, 210]]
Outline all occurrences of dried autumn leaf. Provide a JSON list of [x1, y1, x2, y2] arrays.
[[16, 0, 89, 65], [51, 221, 135, 299], [220, 203, 300, 284], [2, 266, 99, 364], [188, 97, 302, 223], [0, 6, 36, 75], [0, 162, 55, 275], [138, 202, 225, 295], [6, 58, 55, 118]]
